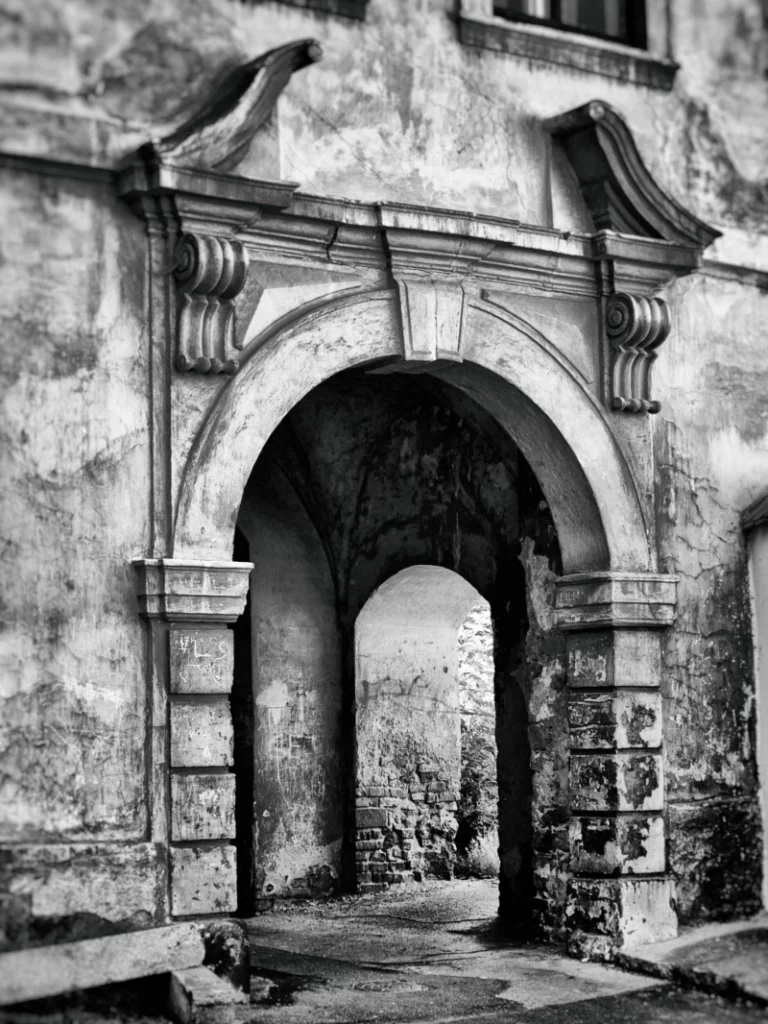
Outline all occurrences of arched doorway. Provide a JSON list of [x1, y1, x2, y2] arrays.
[[230, 365, 559, 934], [141, 288, 676, 953]]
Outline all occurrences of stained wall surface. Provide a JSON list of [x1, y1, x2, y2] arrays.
[[0, 0, 766, 946]]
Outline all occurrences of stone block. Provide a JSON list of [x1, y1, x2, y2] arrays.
[[0, 843, 165, 943], [167, 965, 248, 1024], [566, 630, 662, 688], [200, 919, 249, 995], [357, 807, 388, 828], [170, 628, 234, 694], [0, 923, 205, 1006], [566, 877, 677, 953], [569, 753, 663, 812], [569, 691, 662, 749], [570, 815, 665, 874], [171, 774, 236, 841], [170, 847, 237, 916], [170, 702, 233, 767]]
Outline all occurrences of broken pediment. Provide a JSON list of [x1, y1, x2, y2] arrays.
[[544, 101, 721, 248], [144, 38, 322, 175]]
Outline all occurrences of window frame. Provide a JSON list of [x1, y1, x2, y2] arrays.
[[492, 1, 647, 50]]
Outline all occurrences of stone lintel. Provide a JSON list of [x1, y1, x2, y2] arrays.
[[569, 691, 662, 750], [556, 572, 677, 631], [567, 877, 677, 953], [570, 752, 664, 812], [134, 559, 252, 622], [570, 815, 665, 875]]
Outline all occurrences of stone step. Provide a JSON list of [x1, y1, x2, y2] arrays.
[[167, 966, 249, 1024], [0, 923, 205, 1007]]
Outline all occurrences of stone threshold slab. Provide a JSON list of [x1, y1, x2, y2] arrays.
[[0, 923, 206, 1006], [616, 913, 768, 1008]]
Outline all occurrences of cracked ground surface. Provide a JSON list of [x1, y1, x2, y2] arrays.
[[4, 881, 765, 1022], [241, 879, 766, 1023]]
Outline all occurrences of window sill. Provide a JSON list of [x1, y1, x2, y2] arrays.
[[261, 0, 368, 18], [458, 15, 678, 90]]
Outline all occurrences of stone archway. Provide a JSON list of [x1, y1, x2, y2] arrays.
[[137, 288, 677, 953]]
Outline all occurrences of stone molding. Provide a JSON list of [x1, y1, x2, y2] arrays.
[[544, 102, 721, 248], [134, 559, 253, 622], [173, 233, 249, 374], [555, 572, 677, 631], [458, 15, 677, 90], [606, 292, 671, 414]]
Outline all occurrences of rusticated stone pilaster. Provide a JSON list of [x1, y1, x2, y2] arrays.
[[556, 571, 678, 954], [135, 558, 252, 918]]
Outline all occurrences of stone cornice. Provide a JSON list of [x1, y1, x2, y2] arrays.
[[555, 572, 678, 631], [3, 150, 751, 302]]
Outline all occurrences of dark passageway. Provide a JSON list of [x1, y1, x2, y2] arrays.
[[231, 367, 565, 940]]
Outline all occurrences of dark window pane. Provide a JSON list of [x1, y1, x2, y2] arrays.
[[560, 0, 627, 40], [494, 1, 553, 16]]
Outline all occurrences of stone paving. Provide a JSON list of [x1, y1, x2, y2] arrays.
[[242, 880, 766, 1023]]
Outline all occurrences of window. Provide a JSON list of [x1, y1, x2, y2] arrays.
[[493, 0, 646, 49]]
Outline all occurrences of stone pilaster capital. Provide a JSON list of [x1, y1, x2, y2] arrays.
[[555, 571, 678, 631], [133, 558, 253, 622]]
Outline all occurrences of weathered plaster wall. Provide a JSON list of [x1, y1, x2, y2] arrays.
[[0, 166, 156, 946], [654, 273, 768, 923], [237, 459, 344, 900], [1, 1, 766, 261], [1, 0, 766, 944], [747, 521, 768, 909]]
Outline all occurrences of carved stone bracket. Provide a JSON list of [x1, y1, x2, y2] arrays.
[[606, 292, 671, 414], [173, 233, 250, 374]]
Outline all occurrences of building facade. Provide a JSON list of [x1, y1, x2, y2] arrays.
[[1, 0, 767, 957]]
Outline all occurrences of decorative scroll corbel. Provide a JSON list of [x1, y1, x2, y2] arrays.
[[173, 233, 249, 374], [606, 292, 670, 414]]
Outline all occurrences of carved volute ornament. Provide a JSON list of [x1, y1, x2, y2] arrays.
[[606, 292, 671, 414], [546, 100, 720, 415], [173, 233, 249, 374]]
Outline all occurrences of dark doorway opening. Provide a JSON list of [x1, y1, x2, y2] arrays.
[[231, 366, 562, 936]]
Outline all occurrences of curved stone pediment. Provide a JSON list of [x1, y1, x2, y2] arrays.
[[145, 38, 322, 175], [545, 101, 721, 248]]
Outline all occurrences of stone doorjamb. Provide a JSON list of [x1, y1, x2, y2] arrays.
[[556, 571, 678, 953], [134, 558, 252, 918]]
